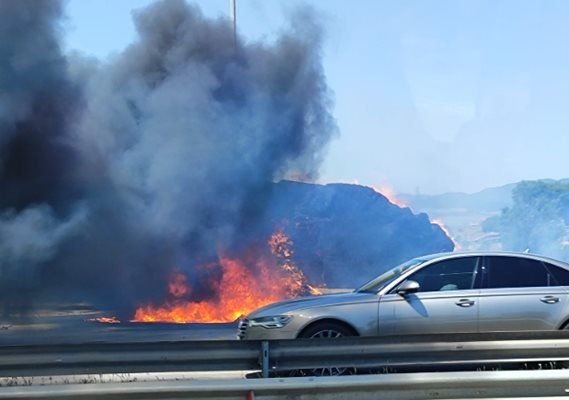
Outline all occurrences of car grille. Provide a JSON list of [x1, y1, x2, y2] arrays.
[[237, 318, 249, 340]]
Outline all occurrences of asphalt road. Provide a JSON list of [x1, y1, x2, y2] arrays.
[[0, 306, 238, 346]]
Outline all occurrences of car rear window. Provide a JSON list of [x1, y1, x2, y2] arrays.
[[542, 262, 569, 286], [484, 256, 549, 288]]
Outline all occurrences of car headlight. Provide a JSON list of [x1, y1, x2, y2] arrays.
[[249, 315, 292, 329]]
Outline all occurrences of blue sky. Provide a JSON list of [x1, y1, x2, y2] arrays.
[[64, 0, 569, 194]]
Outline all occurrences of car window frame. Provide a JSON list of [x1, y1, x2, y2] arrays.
[[387, 255, 482, 294]]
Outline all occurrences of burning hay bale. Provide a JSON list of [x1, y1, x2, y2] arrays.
[[267, 181, 454, 288]]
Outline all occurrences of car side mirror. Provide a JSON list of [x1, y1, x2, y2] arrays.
[[396, 280, 420, 296]]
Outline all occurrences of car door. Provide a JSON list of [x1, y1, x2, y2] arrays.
[[478, 256, 569, 331], [377, 256, 481, 335]]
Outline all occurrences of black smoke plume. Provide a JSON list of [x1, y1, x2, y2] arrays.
[[0, 0, 336, 316]]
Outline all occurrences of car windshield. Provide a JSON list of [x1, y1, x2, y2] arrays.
[[355, 258, 428, 293]]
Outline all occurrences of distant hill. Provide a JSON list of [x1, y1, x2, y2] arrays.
[[396, 183, 517, 251], [400, 183, 516, 214]]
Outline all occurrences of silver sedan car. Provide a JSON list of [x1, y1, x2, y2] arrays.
[[238, 252, 569, 340]]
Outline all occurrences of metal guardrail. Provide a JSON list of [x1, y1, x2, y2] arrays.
[[265, 331, 569, 375], [2, 331, 569, 378], [2, 370, 569, 399], [0, 340, 260, 377]]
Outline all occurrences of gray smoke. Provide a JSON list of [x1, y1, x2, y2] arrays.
[[0, 0, 86, 313], [0, 0, 79, 208], [0, 0, 336, 315]]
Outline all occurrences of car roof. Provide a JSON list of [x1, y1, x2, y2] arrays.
[[416, 251, 569, 269]]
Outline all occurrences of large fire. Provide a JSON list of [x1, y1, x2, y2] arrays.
[[132, 229, 316, 323]]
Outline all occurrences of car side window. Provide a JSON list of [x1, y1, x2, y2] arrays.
[[406, 257, 479, 293], [484, 256, 549, 288], [542, 262, 569, 286]]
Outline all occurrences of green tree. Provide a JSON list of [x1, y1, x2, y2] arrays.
[[489, 180, 569, 260]]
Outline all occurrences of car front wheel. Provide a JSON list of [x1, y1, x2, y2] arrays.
[[295, 321, 356, 376], [299, 321, 355, 339]]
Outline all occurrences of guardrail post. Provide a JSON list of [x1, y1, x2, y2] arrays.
[[261, 341, 270, 378]]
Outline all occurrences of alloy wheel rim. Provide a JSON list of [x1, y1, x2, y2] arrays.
[[308, 329, 348, 376]]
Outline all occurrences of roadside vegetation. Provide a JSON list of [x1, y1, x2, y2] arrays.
[[483, 180, 569, 261]]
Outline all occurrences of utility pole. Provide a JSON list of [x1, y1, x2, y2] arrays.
[[230, 0, 237, 46]]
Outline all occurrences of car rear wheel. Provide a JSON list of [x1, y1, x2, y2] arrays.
[[295, 321, 356, 376]]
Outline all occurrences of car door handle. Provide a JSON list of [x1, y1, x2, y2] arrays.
[[540, 296, 560, 304], [455, 299, 475, 307]]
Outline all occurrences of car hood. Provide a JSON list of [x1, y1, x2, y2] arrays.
[[247, 291, 377, 319]]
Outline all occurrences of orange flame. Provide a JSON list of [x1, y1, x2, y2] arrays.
[[371, 185, 408, 208], [431, 218, 461, 250], [132, 229, 314, 323], [168, 272, 189, 298], [89, 316, 120, 324]]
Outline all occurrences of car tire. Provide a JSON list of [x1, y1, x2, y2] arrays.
[[294, 321, 356, 376], [298, 321, 356, 339]]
